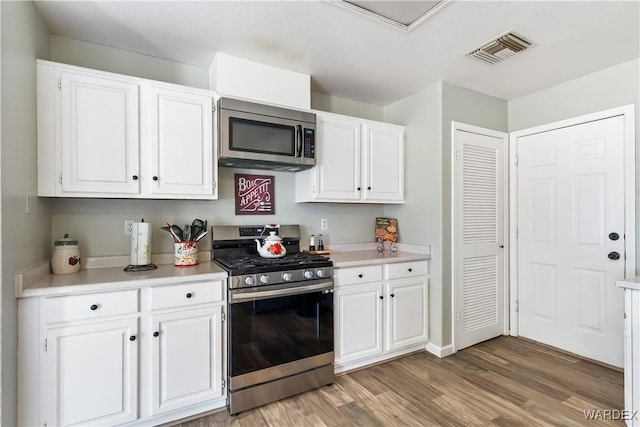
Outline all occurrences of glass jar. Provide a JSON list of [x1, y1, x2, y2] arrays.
[[51, 234, 81, 275]]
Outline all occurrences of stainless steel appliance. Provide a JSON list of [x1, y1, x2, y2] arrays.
[[212, 225, 334, 415], [218, 97, 316, 171]]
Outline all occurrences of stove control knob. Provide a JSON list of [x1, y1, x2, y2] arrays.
[[316, 269, 325, 278], [282, 272, 293, 282], [259, 275, 270, 284], [244, 276, 254, 286], [304, 270, 314, 279]]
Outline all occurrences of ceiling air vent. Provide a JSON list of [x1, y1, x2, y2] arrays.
[[468, 32, 532, 64]]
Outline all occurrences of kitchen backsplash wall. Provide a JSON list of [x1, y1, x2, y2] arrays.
[[51, 167, 384, 257]]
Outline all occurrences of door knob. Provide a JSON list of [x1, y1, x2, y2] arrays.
[[608, 251, 621, 260], [609, 232, 620, 241]]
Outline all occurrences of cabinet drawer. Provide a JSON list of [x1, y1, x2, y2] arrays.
[[151, 280, 223, 310], [46, 289, 139, 323], [335, 265, 383, 286], [385, 261, 429, 280]]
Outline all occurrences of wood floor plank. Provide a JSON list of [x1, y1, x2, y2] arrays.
[[172, 336, 624, 427]]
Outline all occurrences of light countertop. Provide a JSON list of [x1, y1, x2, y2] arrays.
[[330, 250, 430, 268], [616, 277, 640, 291], [18, 262, 228, 298], [17, 246, 431, 298]]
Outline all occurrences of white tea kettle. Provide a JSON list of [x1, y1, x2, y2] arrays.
[[255, 225, 287, 258]]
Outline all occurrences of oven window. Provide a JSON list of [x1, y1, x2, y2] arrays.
[[229, 291, 333, 377], [230, 118, 296, 156]]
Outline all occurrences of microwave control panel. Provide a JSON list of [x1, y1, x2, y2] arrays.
[[303, 128, 315, 159]]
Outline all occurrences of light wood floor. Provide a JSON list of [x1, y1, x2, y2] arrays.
[[176, 336, 624, 426]]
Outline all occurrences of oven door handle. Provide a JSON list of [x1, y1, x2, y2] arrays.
[[229, 281, 333, 303]]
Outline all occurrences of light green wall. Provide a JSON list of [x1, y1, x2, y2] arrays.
[[48, 39, 384, 258], [508, 58, 640, 274], [383, 81, 508, 349], [311, 91, 384, 121], [384, 82, 444, 345], [1, 2, 50, 425], [51, 36, 210, 89], [441, 83, 508, 347]]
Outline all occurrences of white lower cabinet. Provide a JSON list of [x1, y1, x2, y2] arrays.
[[151, 306, 223, 415], [334, 260, 429, 372], [18, 279, 226, 427], [46, 317, 139, 426], [336, 282, 384, 363]]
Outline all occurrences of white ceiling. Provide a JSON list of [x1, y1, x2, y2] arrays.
[[33, 0, 640, 106]]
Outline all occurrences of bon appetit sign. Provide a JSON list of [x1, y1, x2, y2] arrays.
[[235, 173, 275, 215]]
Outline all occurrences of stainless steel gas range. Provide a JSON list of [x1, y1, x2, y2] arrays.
[[212, 225, 334, 415]]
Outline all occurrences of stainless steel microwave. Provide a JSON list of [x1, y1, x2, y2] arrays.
[[218, 97, 316, 171]]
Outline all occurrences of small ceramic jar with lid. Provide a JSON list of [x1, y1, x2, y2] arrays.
[[51, 234, 81, 275]]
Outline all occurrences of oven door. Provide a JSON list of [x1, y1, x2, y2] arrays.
[[228, 280, 334, 390]]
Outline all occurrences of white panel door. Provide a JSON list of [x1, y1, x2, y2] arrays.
[[151, 306, 223, 415], [363, 122, 404, 202], [385, 278, 428, 350], [453, 124, 507, 351], [335, 283, 383, 363], [517, 116, 626, 367], [46, 318, 138, 426], [144, 85, 214, 197], [315, 114, 361, 200], [60, 70, 140, 194]]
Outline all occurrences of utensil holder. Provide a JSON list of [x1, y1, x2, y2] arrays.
[[174, 241, 198, 266]]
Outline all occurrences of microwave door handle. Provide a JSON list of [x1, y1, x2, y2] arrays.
[[296, 124, 302, 157]]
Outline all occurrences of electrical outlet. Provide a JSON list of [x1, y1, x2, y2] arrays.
[[320, 218, 328, 230], [124, 220, 135, 235]]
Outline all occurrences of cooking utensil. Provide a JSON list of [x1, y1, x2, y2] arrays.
[[170, 224, 183, 242], [194, 230, 208, 242], [184, 224, 191, 242]]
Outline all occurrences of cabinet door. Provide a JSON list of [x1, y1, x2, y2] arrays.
[[314, 114, 361, 200], [335, 283, 383, 363], [46, 318, 139, 426], [151, 306, 223, 415], [144, 85, 215, 198], [363, 122, 404, 202], [385, 278, 428, 351], [59, 70, 140, 194]]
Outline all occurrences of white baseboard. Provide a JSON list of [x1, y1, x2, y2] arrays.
[[425, 342, 454, 358]]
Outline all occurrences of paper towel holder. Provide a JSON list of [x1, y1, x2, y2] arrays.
[[124, 219, 158, 272]]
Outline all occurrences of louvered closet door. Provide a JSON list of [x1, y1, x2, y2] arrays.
[[453, 124, 507, 351]]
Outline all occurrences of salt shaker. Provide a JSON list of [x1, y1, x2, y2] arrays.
[[309, 234, 316, 251]]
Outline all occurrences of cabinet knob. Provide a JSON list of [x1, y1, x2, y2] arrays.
[[153, 176, 158, 181], [153, 331, 159, 337], [357, 187, 361, 191], [379, 295, 384, 300], [391, 293, 395, 298], [132, 175, 138, 180], [90, 304, 98, 311], [408, 268, 412, 272], [358, 274, 363, 278], [129, 335, 136, 341], [186, 292, 193, 298], [367, 186, 371, 190]]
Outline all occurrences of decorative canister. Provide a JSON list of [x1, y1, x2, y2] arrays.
[[51, 234, 81, 275], [174, 241, 199, 266]]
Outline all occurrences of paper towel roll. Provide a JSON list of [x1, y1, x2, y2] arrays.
[[131, 222, 152, 265]]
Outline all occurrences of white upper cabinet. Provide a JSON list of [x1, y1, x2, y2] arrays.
[[143, 84, 215, 198], [363, 122, 404, 202], [37, 60, 218, 199], [59, 70, 140, 195], [295, 111, 404, 204]]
